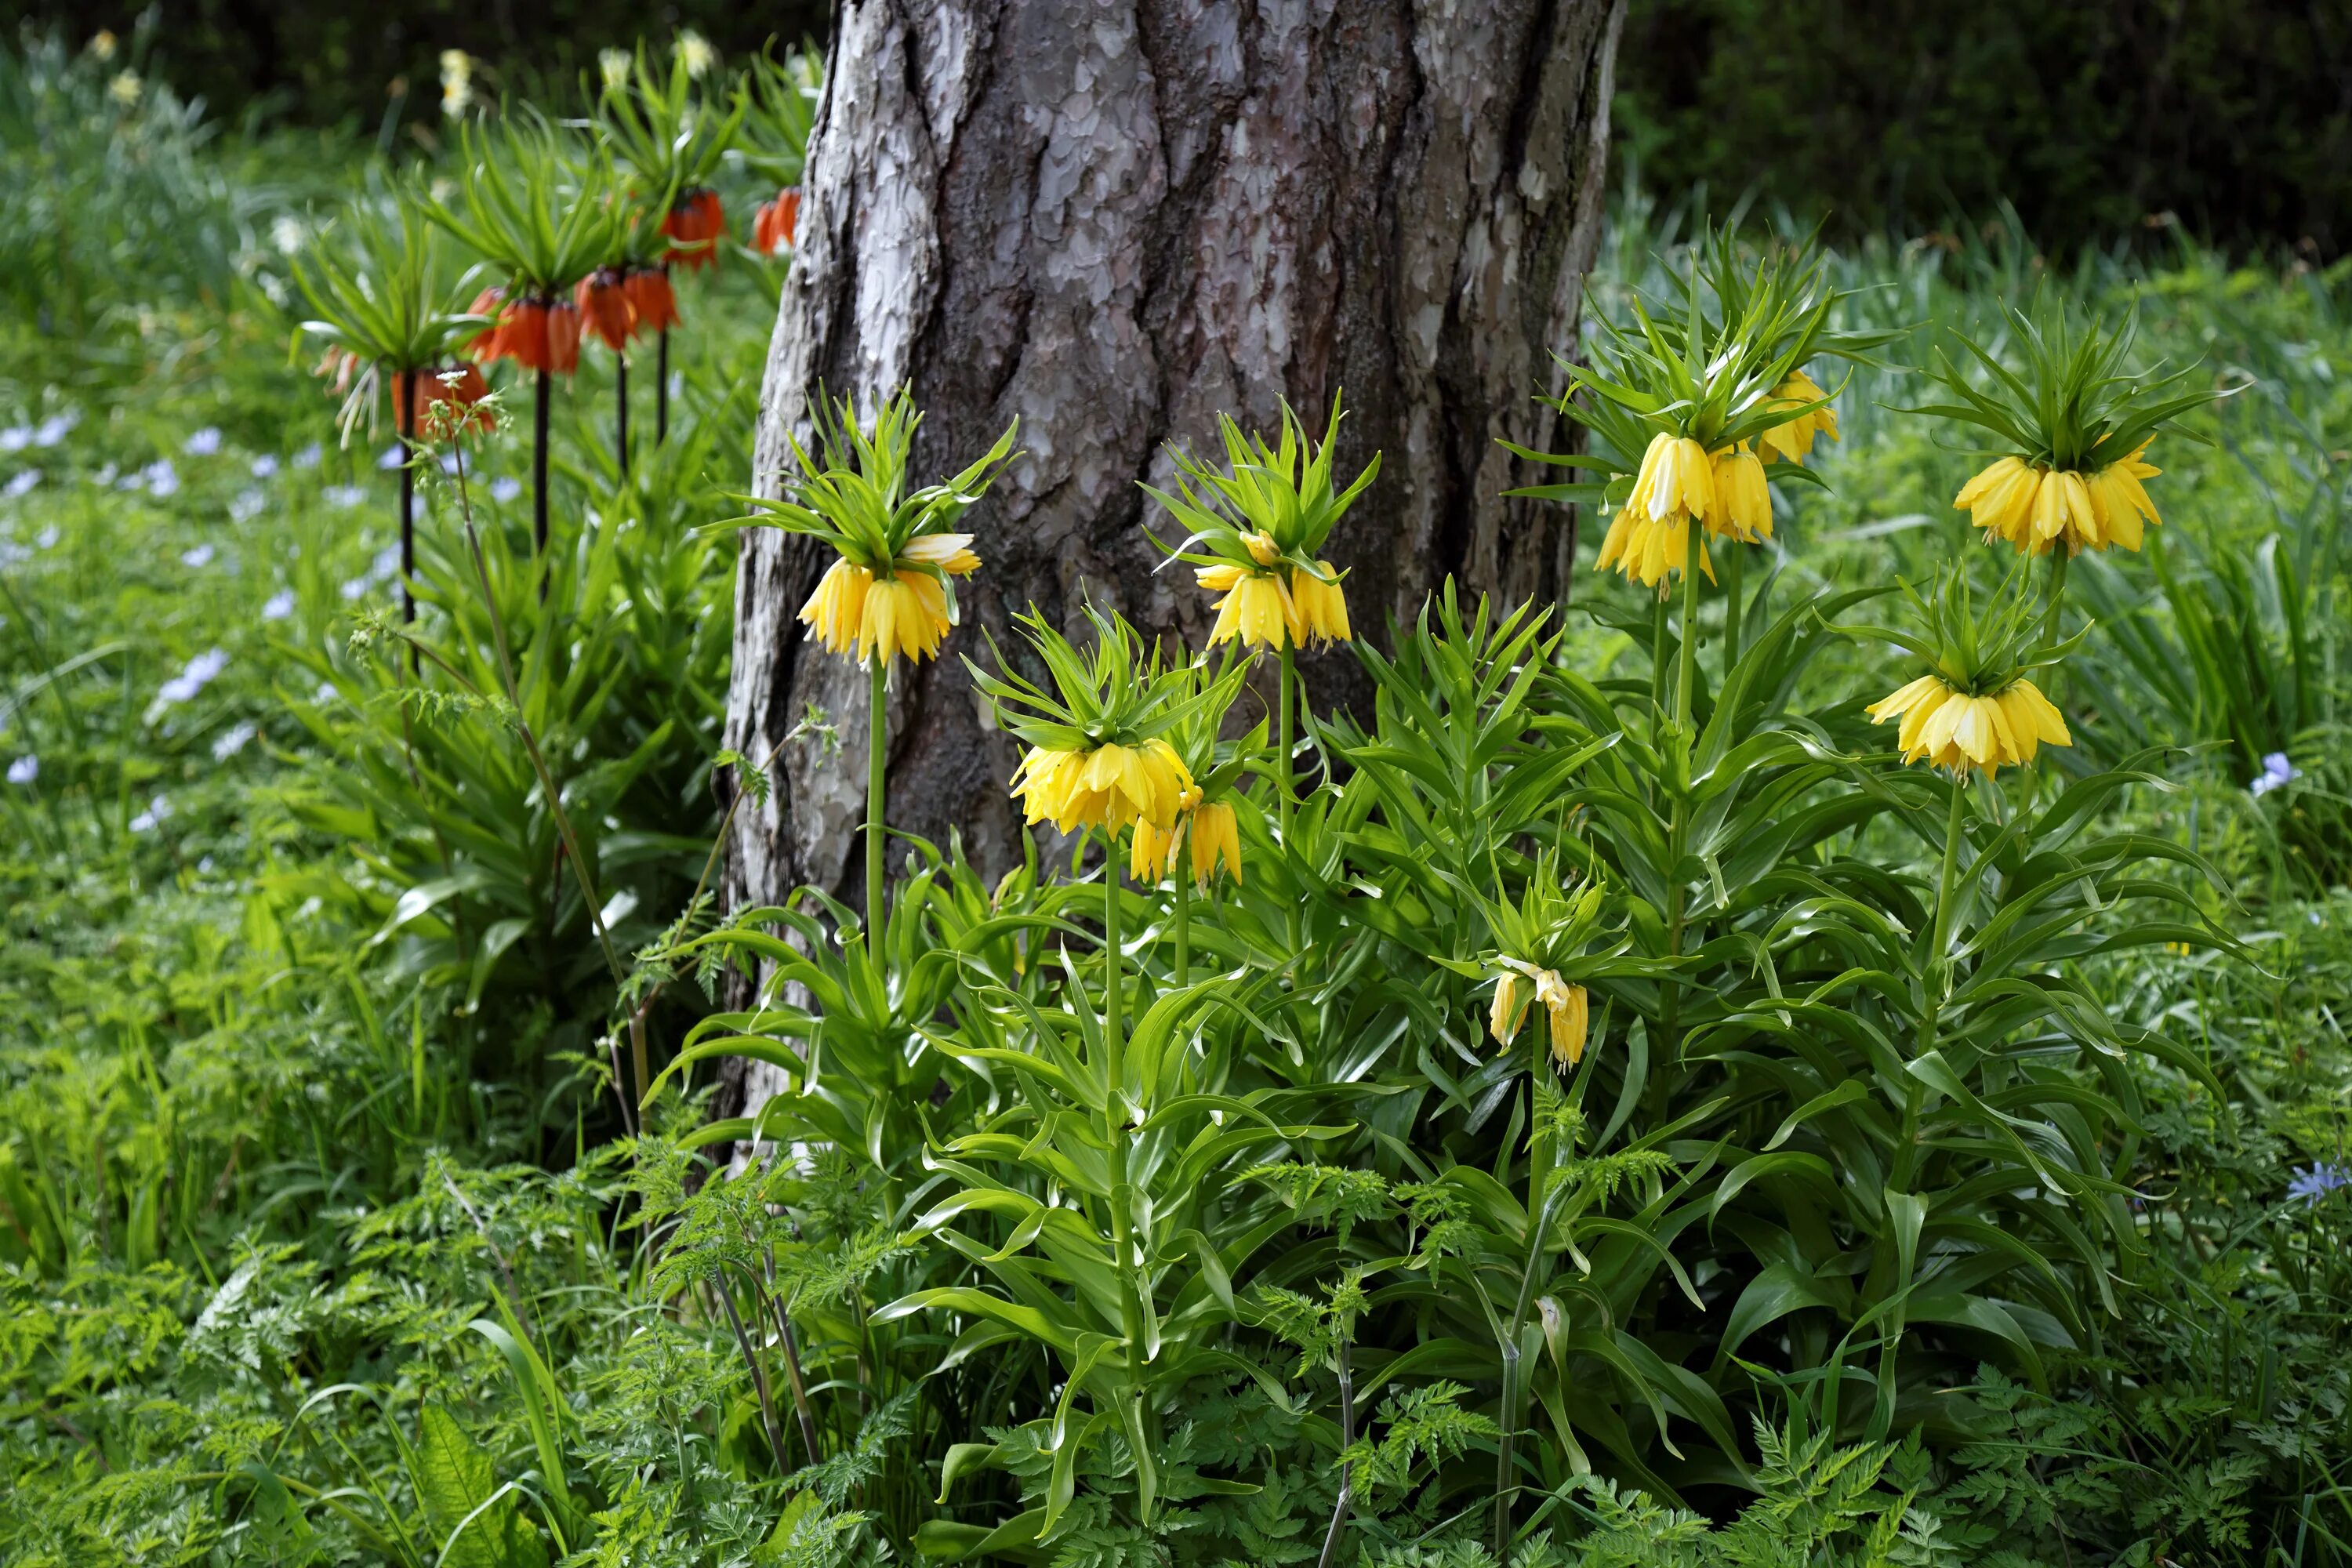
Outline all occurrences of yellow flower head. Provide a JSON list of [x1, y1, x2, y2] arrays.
[[800, 554, 960, 667], [1759, 371, 1838, 464], [2082, 441, 2162, 552], [1865, 673, 2071, 776], [1490, 964, 1591, 1068], [799, 558, 872, 655], [1597, 434, 1719, 590], [1187, 798, 1243, 888], [1012, 739, 1195, 834], [900, 531, 983, 577], [1711, 443, 1773, 544], [1200, 563, 1298, 650], [1243, 528, 1280, 567], [1287, 561, 1352, 646]]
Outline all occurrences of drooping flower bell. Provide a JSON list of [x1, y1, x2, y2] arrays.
[[1595, 432, 1717, 590], [1490, 962, 1591, 1069], [1955, 442, 2165, 557], [1129, 790, 1244, 890], [1709, 442, 1773, 543], [1015, 738, 1196, 836], [1866, 673, 2071, 775], [798, 533, 981, 666], [662, 188, 726, 272], [544, 300, 583, 375], [1757, 370, 1839, 465], [464, 286, 506, 360], [573, 268, 636, 352], [753, 187, 802, 256], [623, 267, 681, 337]]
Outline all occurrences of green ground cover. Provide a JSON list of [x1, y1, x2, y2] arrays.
[[4, 30, 2351, 1568]]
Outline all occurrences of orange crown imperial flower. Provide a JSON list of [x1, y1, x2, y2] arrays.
[[753, 187, 802, 255]]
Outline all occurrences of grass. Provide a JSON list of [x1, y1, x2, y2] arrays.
[[4, 32, 2352, 1568]]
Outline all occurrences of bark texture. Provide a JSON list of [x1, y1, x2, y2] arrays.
[[720, 0, 1624, 1112]]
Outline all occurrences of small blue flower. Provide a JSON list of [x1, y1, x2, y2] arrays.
[[293, 443, 321, 470], [378, 444, 406, 471], [2287, 1163, 2350, 1203], [323, 485, 366, 508], [5, 755, 35, 786], [183, 426, 223, 456], [490, 476, 522, 504], [250, 454, 280, 479], [180, 543, 216, 568], [34, 412, 78, 447], [261, 589, 296, 622], [4, 469, 42, 499], [2250, 752, 2302, 797]]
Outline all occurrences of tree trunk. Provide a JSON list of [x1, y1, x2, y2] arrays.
[[720, 0, 1623, 1113]]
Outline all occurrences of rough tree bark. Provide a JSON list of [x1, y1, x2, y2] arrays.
[[719, 0, 1624, 1114]]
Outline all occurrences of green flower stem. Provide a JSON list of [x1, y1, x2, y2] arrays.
[[2039, 547, 2071, 704], [1674, 543, 1702, 732], [1876, 771, 1970, 1439], [1173, 851, 1190, 990], [1277, 641, 1296, 836], [1655, 556, 1705, 1113], [1721, 537, 1744, 685], [1648, 592, 1669, 728], [1101, 833, 1153, 1515], [866, 655, 887, 950]]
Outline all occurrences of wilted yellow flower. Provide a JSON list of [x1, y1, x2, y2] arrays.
[[900, 531, 982, 577], [89, 30, 117, 60], [1288, 561, 1352, 645], [1865, 673, 2071, 775], [108, 70, 141, 107], [1710, 444, 1773, 543], [2083, 441, 2162, 551], [598, 48, 631, 92], [439, 50, 474, 118], [1758, 371, 1838, 464], [1199, 562, 1297, 650], [1490, 964, 1591, 1067], [677, 29, 716, 77], [1243, 528, 1280, 567], [1013, 739, 1195, 834]]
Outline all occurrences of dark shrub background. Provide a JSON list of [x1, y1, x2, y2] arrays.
[[5, 0, 2346, 257], [1616, 0, 2350, 259]]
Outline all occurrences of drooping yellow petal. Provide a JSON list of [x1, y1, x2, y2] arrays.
[[1288, 561, 1353, 645], [1489, 971, 1525, 1047], [1189, 798, 1242, 888], [1759, 372, 1837, 465], [798, 557, 873, 657], [899, 532, 982, 575]]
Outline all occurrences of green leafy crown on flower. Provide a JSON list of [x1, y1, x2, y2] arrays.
[[1156, 650, 1262, 804], [595, 40, 749, 205], [423, 112, 623, 293], [724, 387, 1017, 582], [967, 602, 1242, 755], [739, 46, 820, 190], [1479, 847, 1613, 976], [1844, 562, 2085, 697], [1911, 295, 2230, 473], [1142, 396, 1379, 579], [1507, 225, 1893, 510]]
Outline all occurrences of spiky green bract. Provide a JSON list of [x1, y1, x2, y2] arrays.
[[724, 385, 1015, 578], [593, 38, 749, 209], [739, 45, 822, 189], [1505, 226, 1883, 507], [1475, 846, 1616, 978], [423, 113, 622, 295], [967, 601, 1243, 757], [1141, 396, 1378, 579], [1842, 561, 2088, 698], [1911, 294, 2229, 470], [1157, 648, 1261, 806], [291, 195, 480, 432]]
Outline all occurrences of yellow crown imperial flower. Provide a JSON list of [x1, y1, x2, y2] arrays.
[[1865, 673, 2071, 776], [1758, 370, 1839, 464], [1012, 738, 1195, 834], [1287, 561, 1352, 646], [1489, 963, 1592, 1068], [1956, 447, 2163, 559], [1595, 433, 1719, 590], [1710, 443, 1773, 543], [1199, 561, 1298, 650], [1127, 792, 1244, 889], [797, 532, 982, 667]]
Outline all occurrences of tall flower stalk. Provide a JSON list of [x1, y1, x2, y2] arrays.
[[426, 116, 620, 557], [1143, 397, 1376, 841], [724, 390, 1016, 943]]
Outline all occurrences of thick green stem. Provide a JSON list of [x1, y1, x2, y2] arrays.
[[1877, 773, 1969, 1437], [1648, 593, 1669, 728], [1277, 642, 1296, 837], [1674, 549, 1702, 735], [1172, 855, 1190, 991], [866, 655, 887, 950], [1101, 838, 1152, 1515], [2038, 548, 2071, 710], [1721, 539, 1744, 687]]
